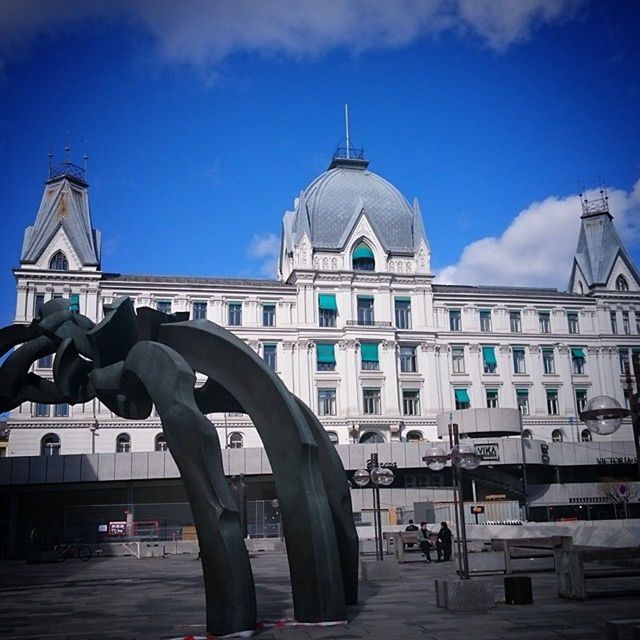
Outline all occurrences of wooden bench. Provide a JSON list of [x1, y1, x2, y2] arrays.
[[555, 547, 640, 600], [392, 531, 428, 563], [496, 536, 573, 574]]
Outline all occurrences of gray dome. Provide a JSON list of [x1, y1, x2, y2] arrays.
[[295, 157, 424, 254]]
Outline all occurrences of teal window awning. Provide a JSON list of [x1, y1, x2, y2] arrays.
[[318, 294, 337, 310], [69, 293, 80, 313], [571, 347, 585, 358], [358, 295, 374, 301], [516, 389, 529, 397], [352, 243, 374, 260], [316, 343, 336, 364], [360, 342, 379, 362], [395, 296, 411, 302], [482, 346, 497, 365], [454, 388, 470, 403]]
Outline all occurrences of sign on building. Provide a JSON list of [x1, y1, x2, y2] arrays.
[[474, 442, 500, 462]]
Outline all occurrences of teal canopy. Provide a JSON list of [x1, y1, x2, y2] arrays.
[[454, 388, 470, 403], [69, 293, 80, 313], [482, 346, 497, 365], [516, 389, 529, 397], [395, 296, 411, 303], [318, 294, 337, 310], [316, 343, 336, 364], [352, 243, 374, 260], [571, 347, 585, 359], [360, 342, 379, 362]]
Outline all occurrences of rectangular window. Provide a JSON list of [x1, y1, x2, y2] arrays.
[[316, 343, 336, 372], [610, 311, 618, 334], [35, 403, 50, 417], [567, 312, 579, 334], [192, 301, 207, 320], [539, 311, 551, 333], [542, 348, 555, 375], [399, 346, 417, 373], [485, 389, 499, 408], [619, 348, 630, 374], [571, 347, 585, 374], [363, 389, 381, 415], [357, 296, 374, 326], [69, 293, 80, 314], [360, 342, 379, 371], [394, 298, 411, 329], [636, 312, 640, 335], [228, 302, 242, 326], [516, 389, 529, 416], [54, 403, 69, 417], [449, 309, 461, 331], [37, 353, 53, 368], [482, 346, 497, 374], [575, 389, 587, 413], [622, 311, 630, 335], [479, 309, 492, 332], [156, 299, 172, 314], [262, 304, 276, 327], [402, 390, 420, 416], [318, 388, 337, 416], [451, 346, 465, 373], [546, 389, 559, 415], [318, 294, 337, 327], [512, 347, 526, 374], [454, 388, 470, 410], [509, 311, 522, 333], [34, 293, 45, 317], [262, 344, 277, 371]]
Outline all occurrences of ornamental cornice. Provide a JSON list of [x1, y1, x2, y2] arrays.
[[557, 345, 569, 355], [552, 309, 564, 316], [498, 345, 511, 355], [381, 340, 395, 351], [529, 345, 541, 354], [420, 342, 437, 353], [338, 339, 357, 351], [281, 341, 296, 351], [468, 345, 480, 354]]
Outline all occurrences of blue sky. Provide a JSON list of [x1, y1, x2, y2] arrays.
[[0, 0, 639, 327]]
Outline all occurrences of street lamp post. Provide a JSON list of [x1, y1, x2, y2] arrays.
[[353, 453, 395, 561], [423, 423, 481, 580]]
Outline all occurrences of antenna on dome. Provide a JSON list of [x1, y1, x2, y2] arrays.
[[344, 104, 350, 159]]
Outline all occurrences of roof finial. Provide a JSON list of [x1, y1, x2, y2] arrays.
[[344, 104, 350, 159]]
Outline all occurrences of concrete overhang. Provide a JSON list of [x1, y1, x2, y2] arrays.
[[436, 408, 521, 438]]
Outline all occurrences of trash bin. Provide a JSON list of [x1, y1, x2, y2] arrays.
[[504, 575, 533, 604]]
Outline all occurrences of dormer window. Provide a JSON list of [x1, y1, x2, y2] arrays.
[[49, 251, 68, 271], [352, 242, 375, 271], [616, 275, 629, 291]]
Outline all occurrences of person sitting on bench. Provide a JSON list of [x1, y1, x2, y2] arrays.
[[416, 522, 433, 562]]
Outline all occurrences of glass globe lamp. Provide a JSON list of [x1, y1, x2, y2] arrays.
[[580, 395, 629, 435], [352, 469, 371, 487], [371, 466, 395, 486], [451, 441, 482, 470], [423, 446, 448, 471]]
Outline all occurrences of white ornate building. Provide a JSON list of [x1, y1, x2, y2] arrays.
[[6, 148, 640, 459]]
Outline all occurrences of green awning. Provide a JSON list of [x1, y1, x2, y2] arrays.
[[352, 243, 374, 260], [486, 389, 498, 397], [482, 346, 497, 365], [360, 342, 379, 362], [316, 343, 336, 364], [571, 348, 585, 359], [69, 293, 80, 313], [358, 295, 374, 301], [454, 388, 470, 403], [395, 296, 411, 302], [516, 389, 529, 397], [318, 294, 337, 310]]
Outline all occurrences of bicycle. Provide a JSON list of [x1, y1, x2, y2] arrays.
[[56, 541, 92, 561]]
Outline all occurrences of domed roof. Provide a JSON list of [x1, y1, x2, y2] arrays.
[[286, 155, 426, 254]]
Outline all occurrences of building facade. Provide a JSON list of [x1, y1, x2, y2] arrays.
[[3, 147, 640, 528]]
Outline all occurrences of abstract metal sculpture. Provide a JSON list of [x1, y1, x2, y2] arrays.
[[0, 297, 359, 635]]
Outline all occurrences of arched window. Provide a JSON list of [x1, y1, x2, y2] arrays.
[[326, 431, 339, 445], [116, 433, 131, 453], [551, 429, 563, 442], [522, 429, 533, 439], [580, 429, 592, 442], [359, 431, 384, 444], [49, 251, 68, 271], [41, 433, 60, 456], [352, 242, 375, 271], [155, 433, 168, 451], [406, 430, 423, 443], [616, 275, 629, 291], [228, 432, 244, 449]]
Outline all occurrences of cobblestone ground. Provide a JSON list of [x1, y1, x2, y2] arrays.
[[0, 552, 638, 639]]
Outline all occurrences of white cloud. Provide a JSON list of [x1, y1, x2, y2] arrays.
[[246, 232, 280, 278], [436, 179, 640, 289], [0, 0, 586, 74]]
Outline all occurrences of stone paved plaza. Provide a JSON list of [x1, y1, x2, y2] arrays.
[[0, 551, 639, 639]]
